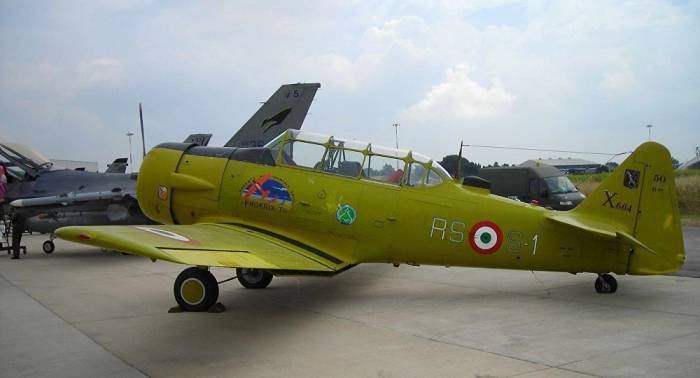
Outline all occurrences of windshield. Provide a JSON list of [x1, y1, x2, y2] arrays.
[[0, 142, 53, 171], [543, 176, 578, 194]]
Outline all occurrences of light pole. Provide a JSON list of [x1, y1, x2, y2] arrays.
[[126, 132, 134, 173], [392, 122, 399, 149], [392, 123, 400, 169], [646, 124, 653, 141]]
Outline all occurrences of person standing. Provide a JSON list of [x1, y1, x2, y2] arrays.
[[0, 164, 6, 203]]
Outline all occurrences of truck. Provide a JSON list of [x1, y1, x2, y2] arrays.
[[478, 165, 585, 210]]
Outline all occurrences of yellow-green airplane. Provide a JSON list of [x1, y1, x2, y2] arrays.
[[56, 130, 685, 311]]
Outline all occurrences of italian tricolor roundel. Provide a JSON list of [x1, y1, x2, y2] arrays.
[[468, 221, 503, 254]]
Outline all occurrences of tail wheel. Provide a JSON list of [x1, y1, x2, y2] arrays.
[[42, 240, 55, 254], [174, 267, 219, 311], [595, 273, 618, 294], [236, 268, 273, 289]]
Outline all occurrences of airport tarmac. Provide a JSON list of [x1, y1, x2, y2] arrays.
[[1, 229, 699, 378]]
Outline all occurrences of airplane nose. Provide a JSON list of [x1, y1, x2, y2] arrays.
[[137, 143, 190, 224]]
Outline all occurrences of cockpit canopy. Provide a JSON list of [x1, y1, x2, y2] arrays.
[[264, 130, 450, 187], [0, 140, 54, 179]]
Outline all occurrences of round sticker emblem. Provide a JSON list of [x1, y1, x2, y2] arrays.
[[336, 205, 357, 225], [158, 185, 168, 201], [468, 221, 503, 254]]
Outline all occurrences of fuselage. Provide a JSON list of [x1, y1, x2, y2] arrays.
[[137, 135, 634, 276], [5, 169, 150, 233]]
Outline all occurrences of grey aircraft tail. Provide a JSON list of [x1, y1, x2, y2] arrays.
[[182, 134, 213, 146], [105, 158, 128, 173], [224, 83, 320, 148]]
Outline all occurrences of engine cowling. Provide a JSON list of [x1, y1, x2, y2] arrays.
[[137, 143, 231, 224]]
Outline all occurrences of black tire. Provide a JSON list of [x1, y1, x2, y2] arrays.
[[595, 273, 618, 294], [42, 240, 55, 254], [174, 267, 219, 311], [236, 268, 273, 289]]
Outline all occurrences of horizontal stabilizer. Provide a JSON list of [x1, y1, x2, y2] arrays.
[[547, 215, 657, 256], [546, 213, 616, 239]]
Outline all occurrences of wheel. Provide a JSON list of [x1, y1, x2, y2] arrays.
[[236, 268, 273, 289], [174, 267, 219, 311], [42, 240, 55, 254], [595, 273, 618, 294]]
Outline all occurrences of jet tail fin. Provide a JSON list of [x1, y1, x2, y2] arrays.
[[105, 158, 128, 174], [224, 83, 320, 148], [571, 142, 685, 274], [182, 134, 212, 146]]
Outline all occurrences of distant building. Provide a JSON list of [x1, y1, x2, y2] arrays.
[[678, 146, 700, 170], [678, 156, 700, 170], [520, 157, 601, 173], [50, 159, 98, 172]]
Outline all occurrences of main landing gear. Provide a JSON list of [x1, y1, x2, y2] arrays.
[[236, 268, 273, 289], [42, 238, 55, 254], [174, 267, 220, 312], [595, 273, 618, 294], [172, 267, 274, 312]]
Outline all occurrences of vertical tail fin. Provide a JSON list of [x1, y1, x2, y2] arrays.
[[573, 142, 685, 274], [224, 83, 320, 148], [182, 134, 212, 146], [105, 158, 128, 174]]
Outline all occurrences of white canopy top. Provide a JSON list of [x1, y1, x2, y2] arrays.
[[266, 130, 434, 164]]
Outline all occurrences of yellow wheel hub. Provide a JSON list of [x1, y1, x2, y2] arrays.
[[181, 278, 205, 305]]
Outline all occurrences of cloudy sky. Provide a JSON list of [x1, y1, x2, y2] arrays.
[[1, 0, 698, 170]]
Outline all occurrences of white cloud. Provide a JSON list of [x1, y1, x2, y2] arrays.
[[599, 69, 637, 94], [77, 57, 124, 88], [297, 53, 384, 91], [404, 64, 514, 123], [362, 16, 431, 58], [0, 1, 698, 167]]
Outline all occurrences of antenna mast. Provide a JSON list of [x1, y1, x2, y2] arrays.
[[139, 103, 146, 157]]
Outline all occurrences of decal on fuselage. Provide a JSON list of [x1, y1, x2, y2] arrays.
[[468, 221, 503, 254], [623, 169, 640, 189], [601, 190, 632, 213], [240, 174, 294, 213], [158, 185, 168, 201], [430, 218, 505, 255], [651, 173, 667, 193], [336, 204, 357, 225]]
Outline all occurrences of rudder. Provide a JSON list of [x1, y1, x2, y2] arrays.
[[573, 142, 684, 274]]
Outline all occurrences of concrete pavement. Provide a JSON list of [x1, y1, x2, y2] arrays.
[[1, 230, 699, 377]]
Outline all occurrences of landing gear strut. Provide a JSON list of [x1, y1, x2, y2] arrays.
[[173, 267, 219, 312], [595, 273, 617, 294], [236, 268, 273, 289]]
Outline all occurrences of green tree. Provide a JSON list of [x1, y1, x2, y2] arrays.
[[438, 155, 481, 177]]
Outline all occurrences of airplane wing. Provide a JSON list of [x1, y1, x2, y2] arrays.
[[55, 223, 346, 273]]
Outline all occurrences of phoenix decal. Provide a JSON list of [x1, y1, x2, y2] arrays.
[[241, 174, 294, 212]]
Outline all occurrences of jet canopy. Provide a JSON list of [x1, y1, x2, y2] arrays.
[[265, 130, 450, 186], [0, 141, 53, 179]]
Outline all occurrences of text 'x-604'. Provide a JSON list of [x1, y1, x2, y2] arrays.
[[429, 218, 539, 256]]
